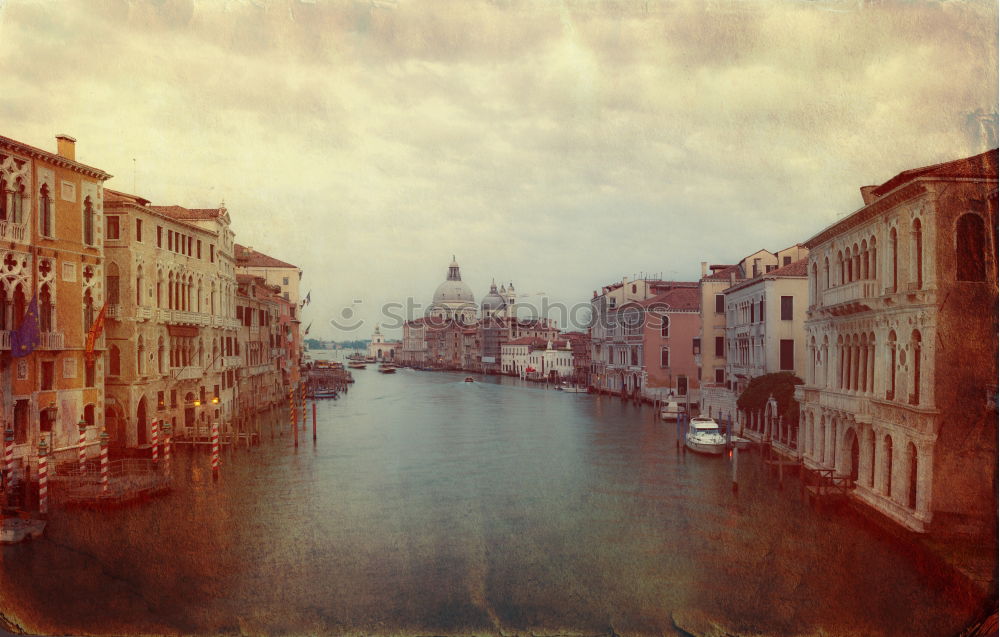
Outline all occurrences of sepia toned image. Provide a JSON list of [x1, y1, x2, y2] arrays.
[[0, 0, 997, 635]]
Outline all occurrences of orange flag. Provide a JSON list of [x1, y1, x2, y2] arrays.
[[85, 301, 109, 363]]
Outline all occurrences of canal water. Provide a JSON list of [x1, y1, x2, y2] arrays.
[[0, 354, 985, 636]]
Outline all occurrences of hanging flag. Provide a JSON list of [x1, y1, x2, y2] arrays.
[[10, 295, 39, 359], [85, 300, 109, 363], [304, 291, 311, 306], [304, 322, 312, 335]]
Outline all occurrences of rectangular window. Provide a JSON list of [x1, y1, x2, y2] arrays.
[[188, 237, 193, 255], [168, 230, 173, 251], [715, 336, 724, 357], [715, 368, 725, 383], [158, 391, 165, 410], [780, 339, 795, 371], [677, 375, 687, 396], [41, 361, 54, 390], [136, 218, 142, 242], [784, 256, 792, 266], [157, 226, 163, 248], [105, 215, 120, 240], [715, 294, 725, 313], [197, 240, 202, 259], [170, 389, 178, 408], [213, 384, 220, 402], [781, 296, 793, 321], [283, 277, 289, 285], [85, 361, 95, 387], [660, 347, 670, 367], [759, 298, 764, 321], [750, 303, 755, 323], [13, 400, 28, 444], [210, 245, 215, 262], [692, 338, 701, 355]]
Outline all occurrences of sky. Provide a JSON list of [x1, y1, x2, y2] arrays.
[[1, 0, 996, 340]]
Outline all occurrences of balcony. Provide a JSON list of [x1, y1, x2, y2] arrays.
[[136, 307, 155, 320], [158, 309, 211, 326], [106, 304, 122, 320], [222, 356, 242, 368], [797, 387, 872, 423], [820, 280, 879, 315], [39, 332, 64, 349], [173, 366, 201, 380], [0, 221, 27, 243], [271, 348, 285, 358]]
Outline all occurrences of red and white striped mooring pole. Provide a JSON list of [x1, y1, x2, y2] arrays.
[[37, 437, 48, 516], [4, 427, 14, 490], [100, 429, 110, 496], [150, 419, 159, 466], [162, 422, 172, 476], [211, 421, 220, 480], [77, 418, 88, 474], [290, 387, 298, 448]]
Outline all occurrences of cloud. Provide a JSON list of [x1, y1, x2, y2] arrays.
[[0, 0, 995, 338]]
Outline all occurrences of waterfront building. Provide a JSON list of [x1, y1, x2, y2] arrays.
[[234, 274, 286, 436], [698, 244, 809, 417], [235, 245, 303, 386], [795, 149, 998, 534], [501, 337, 573, 381], [560, 331, 591, 386], [103, 190, 239, 449], [713, 257, 811, 428], [0, 133, 112, 467], [367, 325, 401, 361], [589, 276, 693, 396], [592, 283, 700, 401]]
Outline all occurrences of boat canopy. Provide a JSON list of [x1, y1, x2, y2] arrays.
[[692, 422, 720, 431]]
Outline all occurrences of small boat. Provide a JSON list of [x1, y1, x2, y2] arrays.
[[464, 377, 475, 383], [685, 417, 727, 455], [559, 383, 587, 393], [347, 361, 366, 369], [308, 388, 339, 399], [378, 364, 397, 374], [659, 401, 683, 421]]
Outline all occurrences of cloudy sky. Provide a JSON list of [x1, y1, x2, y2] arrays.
[[1, 0, 996, 339]]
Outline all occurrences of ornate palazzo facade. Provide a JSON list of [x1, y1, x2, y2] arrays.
[[797, 150, 998, 533]]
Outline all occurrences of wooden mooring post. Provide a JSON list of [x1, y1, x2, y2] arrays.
[[731, 446, 739, 493]]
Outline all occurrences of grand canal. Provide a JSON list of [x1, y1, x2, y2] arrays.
[[0, 353, 987, 636]]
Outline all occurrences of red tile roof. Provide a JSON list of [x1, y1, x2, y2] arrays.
[[149, 205, 225, 220], [630, 287, 700, 311], [702, 264, 743, 281], [767, 257, 809, 277], [874, 148, 998, 197], [104, 188, 150, 206], [234, 243, 299, 269]]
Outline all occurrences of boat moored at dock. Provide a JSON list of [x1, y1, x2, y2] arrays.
[[685, 417, 727, 455]]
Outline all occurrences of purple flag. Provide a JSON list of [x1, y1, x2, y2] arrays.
[[11, 295, 39, 358]]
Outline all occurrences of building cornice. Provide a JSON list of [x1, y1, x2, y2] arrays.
[[0, 135, 112, 181]]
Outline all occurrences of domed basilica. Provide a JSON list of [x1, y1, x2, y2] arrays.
[[427, 257, 516, 323]]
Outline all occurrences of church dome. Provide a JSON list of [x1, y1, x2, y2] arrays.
[[481, 281, 506, 312], [429, 257, 476, 318]]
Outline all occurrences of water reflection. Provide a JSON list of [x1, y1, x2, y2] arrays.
[[0, 357, 984, 636]]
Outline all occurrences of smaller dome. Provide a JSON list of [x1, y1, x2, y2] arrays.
[[482, 281, 506, 311]]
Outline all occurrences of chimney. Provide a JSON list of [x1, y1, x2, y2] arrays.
[[701, 261, 708, 278], [55, 134, 76, 161], [860, 185, 879, 205]]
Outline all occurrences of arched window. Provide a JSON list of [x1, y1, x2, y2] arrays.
[[11, 180, 25, 224], [39, 184, 53, 237], [12, 284, 26, 330], [660, 314, 670, 338], [0, 178, 7, 221], [137, 336, 145, 376], [83, 196, 95, 246], [837, 250, 844, 285], [907, 442, 918, 509], [860, 239, 869, 279], [38, 283, 53, 333], [106, 262, 120, 306], [136, 265, 144, 307], [887, 330, 897, 400], [156, 270, 163, 308], [889, 228, 898, 293], [869, 236, 877, 280], [824, 256, 830, 290], [884, 434, 894, 498], [109, 344, 121, 376], [956, 213, 987, 281], [156, 336, 167, 375], [910, 330, 922, 406], [0, 285, 8, 331], [83, 289, 95, 332], [912, 219, 923, 289]]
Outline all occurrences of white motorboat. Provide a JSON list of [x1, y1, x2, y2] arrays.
[[659, 401, 682, 421], [685, 417, 727, 455], [559, 383, 587, 393]]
